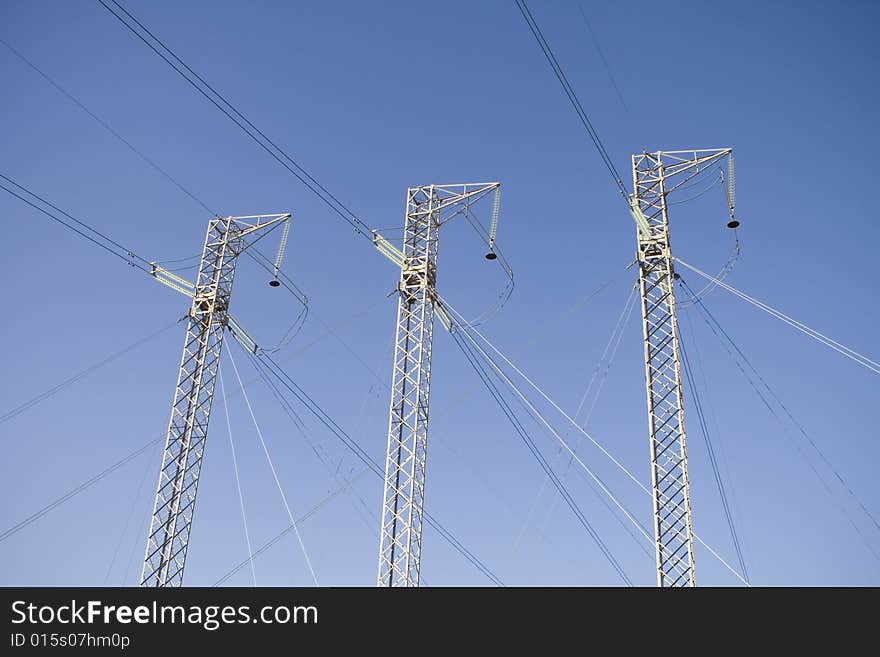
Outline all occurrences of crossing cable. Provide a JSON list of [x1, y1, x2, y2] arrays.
[[0, 436, 163, 544], [679, 278, 880, 554], [252, 350, 506, 586], [514, 0, 628, 201], [226, 343, 320, 586], [574, 282, 639, 425], [251, 302, 637, 581], [2, 171, 310, 356], [514, 282, 637, 549], [0, 297, 379, 555], [214, 469, 371, 586], [449, 322, 635, 585], [218, 368, 258, 587], [516, 2, 744, 299], [675, 258, 880, 376], [242, 347, 379, 537], [3, 31, 309, 327], [438, 294, 752, 585], [120, 441, 162, 585], [0, 36, 216, 216], [453, 327, 650, 567], [96, 0, 371, 240], [576, 3, 629, 114], [534, 282, 640, 541], [678, 328, 751, 582], [103, 439, 160, 585], [445, 300, 653, 539], [0, 320, 178, 426], [0, 265, 620, 580]]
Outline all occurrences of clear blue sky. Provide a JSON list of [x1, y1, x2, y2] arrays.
[[1, 0, 877, 586]]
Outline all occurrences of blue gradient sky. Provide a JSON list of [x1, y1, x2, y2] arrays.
[[1, 0, 877, 586]]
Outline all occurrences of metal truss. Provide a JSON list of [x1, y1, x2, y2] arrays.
[[377, 183, 499, 587], [632, 149, 731, 587], [141, 213, 289, 587]]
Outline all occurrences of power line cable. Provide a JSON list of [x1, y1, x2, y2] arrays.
[[534, 281, 639, 541], [678, 325, 750, 582], [675, 258, 880, 375], [226, 343, 319, 586], [254, 350, 505, 586], [244, 347, 379, 537], [219, 368, 258, 587], [0, 320, 178, 425], [213, 469, 370, 586], [0, 436, 162, 544], [448, 320, 635, 585], [0, 36, 216, 216], [576, 3, 629, 114], [680, 278, 880, 555], [514, 0, 628, 200], [120, 441, 162, 584], [103, 438, 159, 585], [514, 282, 636, 549], [439, 294, 751, 585], [0, 296, 377, 554], [0, 174, 150, 273], [96, 0, 371, 240]]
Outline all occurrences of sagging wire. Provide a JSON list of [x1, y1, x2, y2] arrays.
[[377, 184, 514, 329], [242, 245, 309, 353], [455, 199, 515, 328], [668, 170, 725, 206], [672, 159, 742, 309]]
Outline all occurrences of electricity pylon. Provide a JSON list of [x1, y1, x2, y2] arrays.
[[141, 213, 290, 587], [630, 149, 732, 587], [376, 183, 500, 587]]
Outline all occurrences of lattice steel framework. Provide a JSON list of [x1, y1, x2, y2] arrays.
[[141, 213, 289, 587], [377, 183, 499, 587], [632, 149, 731, 587]]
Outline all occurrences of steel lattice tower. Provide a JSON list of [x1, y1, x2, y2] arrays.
[[141, 213, 289, 587], [632, 149, 732, 587], [377, 183, 499, 587]]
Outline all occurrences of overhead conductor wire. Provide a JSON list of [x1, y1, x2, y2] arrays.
[[218, 368, 258, 586], [96, 0, 371, 240], [438, 294, 751, 585]]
